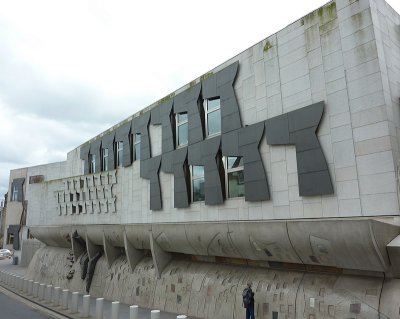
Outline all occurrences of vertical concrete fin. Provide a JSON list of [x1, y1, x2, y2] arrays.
[[103, 232, 121, 269], [149, 231, 172, 278], [123, 231, 144, 272], [85, 233, 102, 260]]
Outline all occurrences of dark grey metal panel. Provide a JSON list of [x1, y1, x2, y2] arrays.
[[151, 105, 161, 125], [299, 170, 333, 196], [90, 139, 102, 174], [202, 62, 241, 135], [238, 123, 270, 201], [188, 137, 224, 205], [115, 121, 132, 167], [265, 114, 289, 144], [102, 131, 116, 170], [265, 101, 333, 196], [132, 112, 151, 160], [172, 148, 190, 208], [221, 130, 239, 155], [159, 100, 174, 154], [174, 83, 203, 145], [80, 143, 91, 175], [7, 224, 21, 250], [288, 101, 324, 132], [140, 156, 162, 211], [11, 178, 25, 202]]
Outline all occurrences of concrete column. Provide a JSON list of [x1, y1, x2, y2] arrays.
[[45, 285, 52, 302], [23, 279, 29, 293], [28, 280, 34, 295], [82, 295, 90, 318], [151, 310, 161, 319], [96, 298, 104, 319], [71, 292, 79, 313], [19, 277, 24, 291], [150, 232, 172, 278], [111, 301, 119, 319], [130, 305, 139, 319], [62, 289, 69, 309], [177, 316, 187, 318], [53, 287, 61, 306], [33, 282, 39, 298], [39, 283, 45, 300], [11, 275, 16, 288]]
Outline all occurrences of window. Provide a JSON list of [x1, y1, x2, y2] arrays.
[[204, 97, 221, 136], [176, 112, 188, 147], [116, 141, 123, 167], [134, 133, 141, 161], [7, 233, 14, 245], [90, 154, 96, 173], [11, 185, 18, 201], [191, 165, 205, 202], [225, 156, 244, 198], [102, 148, 108, 171]]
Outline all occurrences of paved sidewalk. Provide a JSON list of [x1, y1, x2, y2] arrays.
[[0, 259, 189, 319]]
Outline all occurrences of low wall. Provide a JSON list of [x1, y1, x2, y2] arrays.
[[25, 246, 400, 319], [20, 239, 43, 267]]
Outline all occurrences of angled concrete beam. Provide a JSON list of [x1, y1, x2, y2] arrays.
[[123, 231, 144, 272], [149, 231, 172, 278], [71, 231, 86, 261], [103, 232, 121, 268], [85, 232, 102, 260]]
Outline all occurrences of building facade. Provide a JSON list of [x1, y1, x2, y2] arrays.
[[8, 0, 400, 317]]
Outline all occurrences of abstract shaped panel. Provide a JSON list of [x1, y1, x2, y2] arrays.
[[101, 131, 116, 170], [202, 61, 241, 134], [80, 143, 91, 175], [157, 100, 174, 154], [90, 139, 102, 174], [222, 122, 270, 201], [132, 111, 151, 160], [140, 155, 162, 210], [174, 83, 203, 145], [115, 121, 132, 167], [188, 136, 224, 205], [162, 148, 190, 208], [265, 101, 333, 196], [11, 178, 25, 202]]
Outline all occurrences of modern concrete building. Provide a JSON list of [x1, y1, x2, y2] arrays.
[[7, 0, 400, 317]]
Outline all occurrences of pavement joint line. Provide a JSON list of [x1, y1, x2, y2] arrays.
[[0, 282, 75, 319]]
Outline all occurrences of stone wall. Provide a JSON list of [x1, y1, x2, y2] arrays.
[[26, 246, 398, 319]]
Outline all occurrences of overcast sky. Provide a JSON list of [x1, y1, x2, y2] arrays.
[[0, 0, 399, 201]]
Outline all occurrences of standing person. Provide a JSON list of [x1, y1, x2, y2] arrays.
[[242, 281, 255, 319]]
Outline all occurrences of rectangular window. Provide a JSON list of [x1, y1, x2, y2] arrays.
[[11, 185, 18, 201], [102, 148, 108, 171], [191, 165, 205, 202], [134, 133, 141, 161], [90, 154, 96, 173], [176, 112, 188, 147], [116, 141, 123, 167], [204, 97, 221, 137], [225, 156, 244, 198]]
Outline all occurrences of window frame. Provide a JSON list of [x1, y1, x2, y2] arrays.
[[90, 154, 96, 173], [175, 112, 188, 147], [102, 148, 109, 171], [204, 97, 221, 137], [11, 185, 18, 201], [134, 133, 141, 161], [116, 141, 123, 167], [190, 165, 205, 203], [224, 156, 245, 199]]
